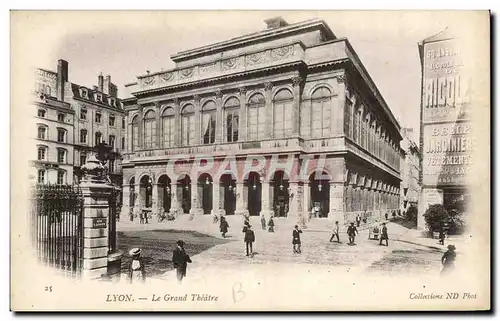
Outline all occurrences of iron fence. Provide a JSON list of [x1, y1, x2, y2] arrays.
[[29, 184, 84, 277], [108, 187, 119, 253]]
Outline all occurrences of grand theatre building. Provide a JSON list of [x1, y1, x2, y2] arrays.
[[121, 17, 402, 226]]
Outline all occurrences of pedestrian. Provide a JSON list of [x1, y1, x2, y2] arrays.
[[128, 248, 146, 284], [172, 240, 192, 284], [144, 212, 149, 224], [379, 222, 389, 246], [329, 221, 340, 243], [219, 216, 229, 238], [243, 224, 255, 256], [347, 222, 358, 245], [385, 212, 389, 221], [372, 223, 380, 240], [260, 214, 266, 230], [268, 216, 275, 233], [292, 225, 303, 254], [139, 212, 144, 224], [438, 226, 445, 245], [441, 244, 457, 276], [356, 214, 361, 227]]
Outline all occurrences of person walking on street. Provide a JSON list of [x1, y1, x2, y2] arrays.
[[379, 222, 389, 246], [268, 216, 275, 233], [128, 248, 146, 284], [347, 222, 358, 245], [219, 216, 229, 238], [438, 226, 445, 245], [243, 224, 255, 256], [329, 221, 340, 243], [292, 225, 303, 254], [356, 214, 361, 227], [261, 214, 266, 230], [441, 244, 457, 276], [172, 240, 192, 284]]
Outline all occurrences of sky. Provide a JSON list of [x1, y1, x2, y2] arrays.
[[24, 10, 485, 142]]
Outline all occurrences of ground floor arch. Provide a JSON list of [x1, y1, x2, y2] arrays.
[[198, 173, 213, 214], [245, 171, 262, 216], [139, 175, 153, 208], [271, 170, 290, 217], [309, 171, 330, 218], [177, 174, 191, 214], [157, 174, 171, 213], [220, 173, 236, 215]]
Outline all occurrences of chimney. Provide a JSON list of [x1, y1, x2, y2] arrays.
[[93, 85, 98, 91], [264, 17, 289, 29], [98, 72, 104, 92], [56, 59, 68, 101]]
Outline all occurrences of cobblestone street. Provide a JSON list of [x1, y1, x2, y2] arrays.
[[116, 218, 446, 283]]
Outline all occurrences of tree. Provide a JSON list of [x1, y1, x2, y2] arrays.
[[405, 205, 418, 223], [422, 204, 448, 232]]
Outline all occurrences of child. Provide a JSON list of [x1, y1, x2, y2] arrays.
[[128, 248, 146, 284]]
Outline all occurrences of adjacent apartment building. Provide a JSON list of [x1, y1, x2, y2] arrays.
[[31, 59, 126, 187], [121, 17, 403, 226], [400, 128, 421, 217]]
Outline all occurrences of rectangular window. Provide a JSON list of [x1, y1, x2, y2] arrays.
[[37, 109, 46, 118], [37, 147, 46, 161], [163, 117, 175, 147], [80, 109, 87, 120], [109, 159, 115, 172], [57, 149, 66, 163], [121, 137, 125, 149], [37, 127, 46, 139], [57, 129, 66, 143], [58, 113, 66, 122], [57, 171, 65, 185], [80, 154, 86, 166], [80, 129, 87, 143], [37, 170, 45, 184], [95, 112, 101, 123], [122, 118, 125, 129], [109, 135, 115, 149], [226, 112, 239, 142], [181, 116, 194, 146], [109, 115, 115, 126], [202, 112, 216, 144], [95, 133, 102, 146]]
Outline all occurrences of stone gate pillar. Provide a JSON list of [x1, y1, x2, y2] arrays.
[[169, 182, 180, 215], [121, 183, 130, 219], [211, 181, 221, 216], [189, 180, 203, 216], [80, 155, 113, 280], [260, 180, 274, 220], [235, 181, 248, 216], [329, 181, 345, 226]]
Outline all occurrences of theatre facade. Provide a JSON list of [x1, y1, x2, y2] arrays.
[[121, 17, 402, 226]]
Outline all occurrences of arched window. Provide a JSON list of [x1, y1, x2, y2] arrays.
[[37, 145, 47, 161], [201, 101, 216, 144], [273, 89, 293, 138], [247, 93, 266, 140], [95, 132, 102, 146], [132, 116, 139, 151], [224, 97, 239, 142], [57, 170, 66, 185], [37, 169, 45, 184], [162, 107, 175, 148], [143, 110, 156, 149], [37, 125, 47, 140], [181, 104, 195, 146], [311, 87, 331, 138]]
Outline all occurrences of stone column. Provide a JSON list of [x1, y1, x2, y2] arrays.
[[189, 180, 203, 216], [193, 95, 201, 145], [303, 182, 310, 221], [238, 87, 247, 141], [329, 181, 345, 226], [138, 105, 144, 149], [79, 155, 112, 280], [169, 182, 180, 215], [264, 82, 273, 139], [121, 183, 130, 218], [261, 179, 273, 220], [235, 181, 247, 216], [173, 98, 181, 147], [215, 90, 223, 144], [155, 102, 161, 148], [288, 181, 299, 219], [151, 183, 159, 216], [292, 77, 302, 136], [211, 181, 220, 216]]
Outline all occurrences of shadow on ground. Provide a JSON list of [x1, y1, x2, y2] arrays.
[[117, 229, 232, 277]]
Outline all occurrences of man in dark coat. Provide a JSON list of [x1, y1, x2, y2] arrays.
[[347, 222, 358, 245], [441, 244, 457, 276], [356, 214, 361, 227], [243, 224, 255, 256], [292, 225, 303, 254], [268, 216, 275, 233], [172, 240, 192, 284], [379, 223, 389, 246], [261, 215, 266, 230]]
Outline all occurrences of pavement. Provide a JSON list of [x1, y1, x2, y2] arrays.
[[115, 216, 454, 283]]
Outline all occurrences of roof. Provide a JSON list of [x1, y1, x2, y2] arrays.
[[70, 83, 124, 112], [419, 27, 455, 45], [170, 18, 336, 63]]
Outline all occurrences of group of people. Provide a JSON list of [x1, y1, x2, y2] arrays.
[[329, 221, 389, 246]]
